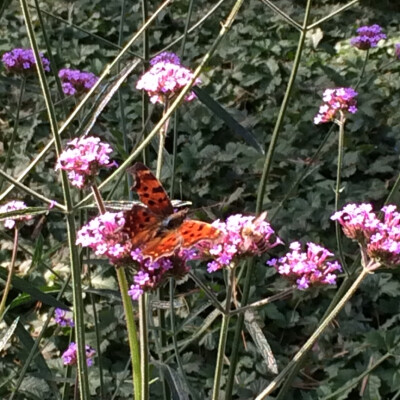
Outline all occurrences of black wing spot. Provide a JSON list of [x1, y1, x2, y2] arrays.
[[158, 198, 165, 203], [148, 200, 156, 206], [142, 185, 148, 192], [143, 193, 150, 198], [152, 186, 165, 193], [182, 230, 189, 235], [144, 217, 151, 223], [197, 225, 205, 231], [138, 224, 145, 229], [189, 233, 195, 238]]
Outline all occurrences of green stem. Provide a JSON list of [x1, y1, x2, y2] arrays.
[[156, 101, 170, 179], [117, 268, 142, 400], [91, 184, 106, 214], [255, 264, 375, 399], [0, 77, 26, 192], [139, 293, 149, 400], [19, 0, 90, 396], [385, 173, 400, 205], [355, 49, 369, 90], [212, 266, 235, 400], [225, 2, 312, 398], [335, 112, 347, 274], [0, 227, 18, 319], [260, 0, 302, 31]]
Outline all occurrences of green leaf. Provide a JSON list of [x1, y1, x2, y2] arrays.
[[153, 361, 190, 400], [0, 316, 19, 352], [192, 86, 264, 154], [0, 267, 68, 310]]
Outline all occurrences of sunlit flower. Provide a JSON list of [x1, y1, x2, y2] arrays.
[[0, 201, 32, 229], [59, 68, 98, 96], [54, 308, 74, 328], [267, 242, 342, 290], [136, 51, 200, 104], [195, 213, 282, 273], [62, 342, 96, 366], [334, 203, 400, 268], [314, 87, 358, 124], [2, 48, 50, 74], [55, 136, 116, 188], [350, 24, 386, 50], [76, 212, 132, 265]]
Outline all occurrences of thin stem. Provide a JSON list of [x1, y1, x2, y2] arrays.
[[335, 113, 347, 274], [139, 293, 149, 400], [117, 268, 142, 400], [0, 77, 26, 192], [260, 0, 302, 31], [19, 1, 90, 396], [225, 2, 312, 397], [255, 265, 373, 399], [156, 101, 170, 179], [0, 227, 19, 319], [384, 173, 400, 206], [91, 184, 106, 214], [355, 49, 369, 90], [212, 266, 235, 400]]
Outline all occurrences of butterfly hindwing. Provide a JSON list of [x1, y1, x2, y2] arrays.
[[140, 232, 181, 260], [178, 220, 221, 248], [127, 162, 173, 216]]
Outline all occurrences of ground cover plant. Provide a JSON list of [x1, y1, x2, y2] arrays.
[[1, 0, 400, 399]]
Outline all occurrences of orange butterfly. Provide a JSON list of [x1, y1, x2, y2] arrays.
[[123, 162, 221, 261]]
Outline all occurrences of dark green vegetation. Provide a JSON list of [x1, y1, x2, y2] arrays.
[[1, 0, 400, 399]]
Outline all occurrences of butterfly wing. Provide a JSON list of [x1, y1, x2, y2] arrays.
[[178, 220, 222, 248], [140, 232, 181, 260], [123, 205, 161, 248], [127, 162, 174, 216]]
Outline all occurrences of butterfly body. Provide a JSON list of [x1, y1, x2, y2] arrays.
[[123, 163, 221, 261]]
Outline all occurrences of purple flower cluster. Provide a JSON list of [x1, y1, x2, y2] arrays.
[[333, 204, 400, 267], [195, 213, 282, 273], [350, 24, 386, 50], [61, 342, 96, 367], [128, 249, 190, 300], [314, 87, 358, 125], [395, 43, 400, 60], [76, 212, 132, 265], [55, 136, 116, 188], [0, 200, 32, 229], [54, 308, 74, 328], [59, 68, 98, 96], [2, 48, 50, 74], [267, 242, 342, 290], [136, 51, 200, 104]]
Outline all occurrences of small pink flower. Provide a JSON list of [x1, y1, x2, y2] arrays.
[[55, 136, 116, 188], [267, 242, 342, 290], [76, 212, 132, 265], [62, 342, 96, 366], [314, 88, 358, 125], [136, 52, 200, 104], [0, 201, 32, 229], [195, 213, 282, 273]]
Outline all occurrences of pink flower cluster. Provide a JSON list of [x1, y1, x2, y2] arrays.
[[350, 24, 386, 50], [62, 342, 96, 367], [314, 87, 358, 125], [0, 200, 32, 229], [196, 213, 282, 273], [267, 242, 342, 290], [76, 212, 132, 265], [136, 51, 200, 104], [54, 308, 74, 328], [59, 68, 98, 96], [128, 249, 190, 300], [55, 136, 116, 188], [333, 203, 400, 267], [2, 48, 50, 74]]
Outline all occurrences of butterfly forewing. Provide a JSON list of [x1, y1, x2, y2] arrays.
[[127, 162, 174, 216]]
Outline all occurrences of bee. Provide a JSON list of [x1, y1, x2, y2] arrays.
[[241, 212, 271, 254]]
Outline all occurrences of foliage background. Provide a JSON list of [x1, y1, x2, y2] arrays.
[[1, 0, 400, 398]]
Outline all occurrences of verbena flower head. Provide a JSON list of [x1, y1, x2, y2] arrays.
[[128, 249, 191, 300], [59, 68, 98, 96], [195, 213, 282, 273], [0, 201, 32, 229], [334, 203, 400, 267], [150, 51, 181, 66], [350, 24, 386, 50], [136, 52, 200, 104], [395, 43, 400, 60], [314, 87, 358, 125], [76, 212, 132, 265], [267, 242, 342, 290], [62, 342, 96, 366], [54, 308, 74, 328], [2, 48, 50, 74], [55, 136, 116, 188]]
